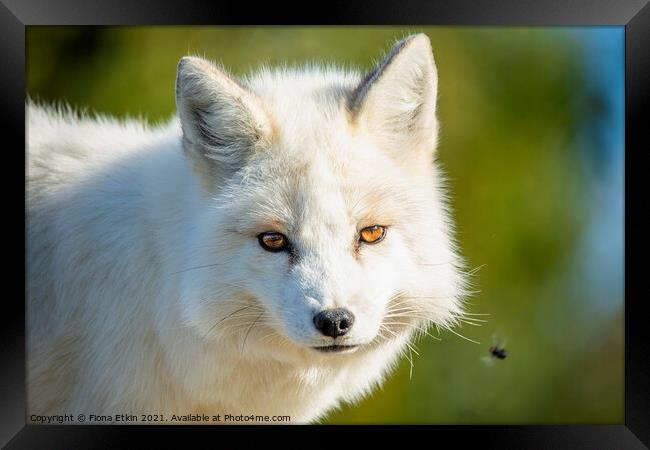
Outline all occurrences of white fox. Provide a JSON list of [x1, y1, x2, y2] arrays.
[[26, 33, 468, 423]]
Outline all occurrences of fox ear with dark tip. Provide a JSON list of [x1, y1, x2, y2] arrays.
[[348, 34, 439, 169], [175, 56, 273, 175]]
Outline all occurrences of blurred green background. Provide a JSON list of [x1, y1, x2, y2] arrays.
[[26, 26, 624, 424]]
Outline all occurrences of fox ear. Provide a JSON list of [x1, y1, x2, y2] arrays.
[[349, 34, 439, 166], [175, 56, 273, 174]]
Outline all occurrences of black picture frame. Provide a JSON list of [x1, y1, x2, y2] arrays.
[[2, 1, 647, 448]]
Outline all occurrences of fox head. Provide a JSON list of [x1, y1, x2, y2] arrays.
[[174, 34, 467, 363]]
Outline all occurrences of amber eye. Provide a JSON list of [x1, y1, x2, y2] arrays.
[[258, 232, 289, 252], [359, 225, 387, 244]]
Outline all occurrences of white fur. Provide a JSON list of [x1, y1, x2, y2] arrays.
[[27, 34, 467, 423]]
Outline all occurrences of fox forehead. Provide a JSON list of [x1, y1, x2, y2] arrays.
[[219, 146, 420, 240], [211, 65, 436, 242]]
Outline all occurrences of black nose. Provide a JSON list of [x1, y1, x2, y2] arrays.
[[313, 308, 355, 338]]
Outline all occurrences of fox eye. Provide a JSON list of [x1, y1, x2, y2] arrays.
[[258, 232, 289, 252], [359, 225, 387, 244]]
